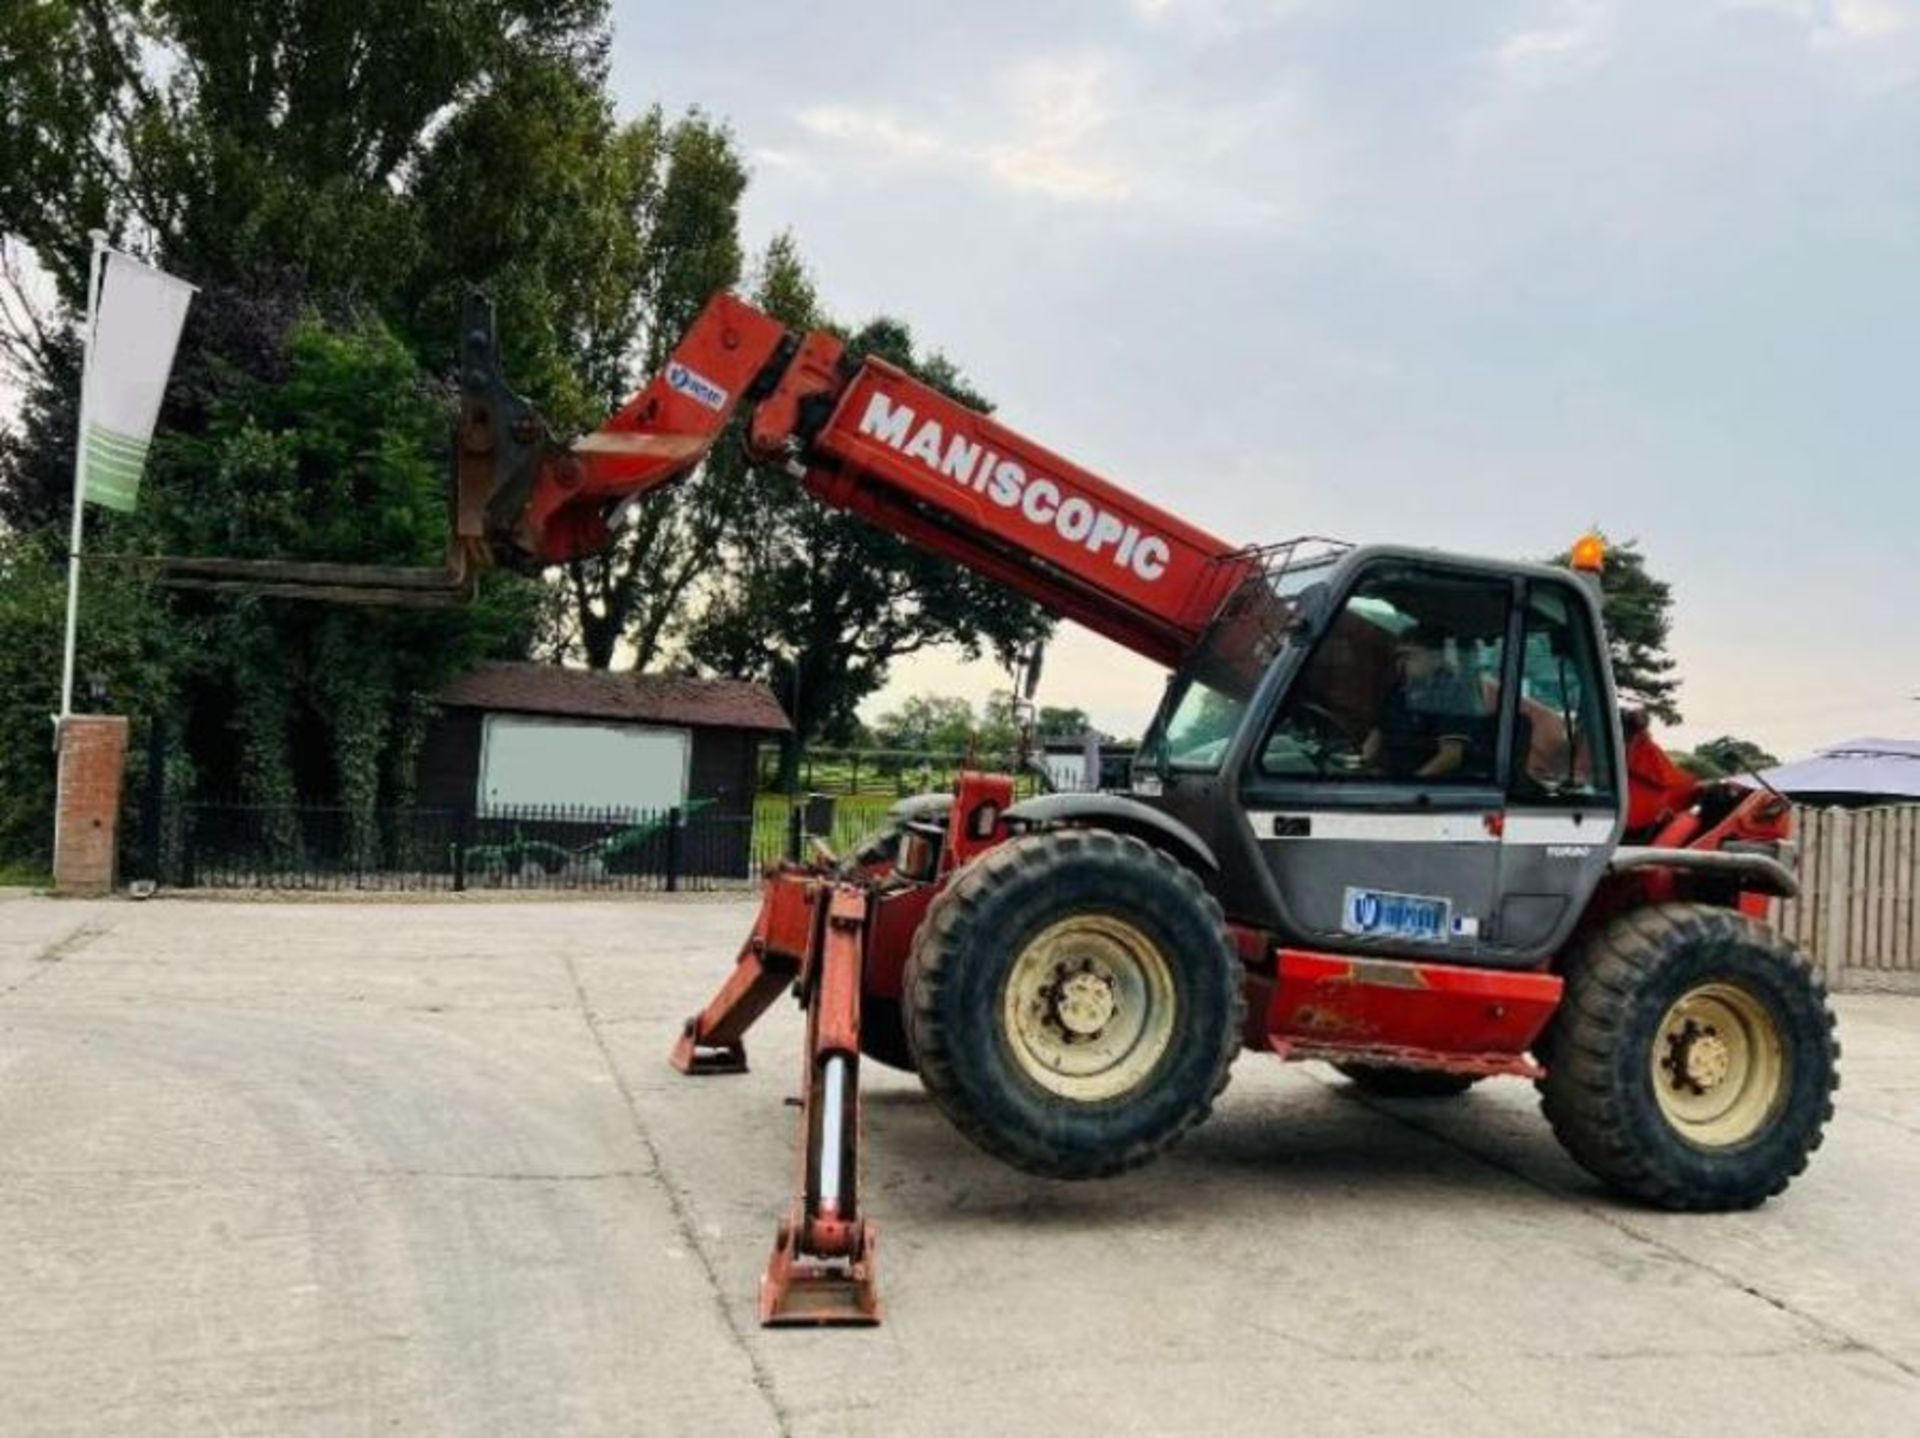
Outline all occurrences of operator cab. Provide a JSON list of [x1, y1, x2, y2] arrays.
[[1136, 544, 1624, 969]]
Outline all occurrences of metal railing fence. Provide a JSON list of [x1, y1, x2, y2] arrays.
[[145, 798, 886, 893]]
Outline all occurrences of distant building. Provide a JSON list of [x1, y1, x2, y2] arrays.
[[1039, 734, 1137, 793], [418, 662, 790, 817], [1753, 738, 1920, 808]]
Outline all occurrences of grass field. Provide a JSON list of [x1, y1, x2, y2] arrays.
[[752, 792, 896, 826], [754, 746, 1052, 800], [750, 792, 894, 861]]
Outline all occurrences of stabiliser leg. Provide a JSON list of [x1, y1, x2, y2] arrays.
[[760, 883, 881, 1326], [669, 868, 812, 1074]]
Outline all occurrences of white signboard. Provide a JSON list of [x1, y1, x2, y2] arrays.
[[479, 716, 689, 813]]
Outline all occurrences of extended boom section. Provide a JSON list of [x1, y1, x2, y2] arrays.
[[485, 292, 1259, 667], [467, 292, 793, 568]]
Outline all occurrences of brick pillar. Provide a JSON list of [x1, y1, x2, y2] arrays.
[[53, 714, 130, 897]]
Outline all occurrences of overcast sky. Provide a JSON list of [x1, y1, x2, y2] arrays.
[[613, 0, 1919, 757]]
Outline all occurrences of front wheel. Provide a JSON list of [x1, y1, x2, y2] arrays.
[[1539, 903, 1838, 1210], [903, 829, 1243, 1179]]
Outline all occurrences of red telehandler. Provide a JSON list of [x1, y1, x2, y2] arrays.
[[446, 290, 1835, 1325]]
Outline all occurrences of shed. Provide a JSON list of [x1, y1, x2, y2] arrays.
[[1751, 737, 1920, 809], [418, 662, 789, 818]]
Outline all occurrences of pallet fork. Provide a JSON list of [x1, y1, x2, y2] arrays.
[[671, 869, 881, 1326]]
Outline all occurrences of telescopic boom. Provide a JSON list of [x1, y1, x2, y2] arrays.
[[461, 292, 1260, 669]]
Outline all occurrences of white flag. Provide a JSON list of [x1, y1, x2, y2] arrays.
[[80, 251, 195, 513]]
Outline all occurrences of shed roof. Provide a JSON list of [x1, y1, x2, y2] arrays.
[[1753, 737, 1920, 802], [437, 662, 791, 733]]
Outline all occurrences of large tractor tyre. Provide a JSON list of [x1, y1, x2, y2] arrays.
[[903, 829, 1243, 1180], [1335, 1063, 1480, 1099], [1539, 903, 1838, 1211]]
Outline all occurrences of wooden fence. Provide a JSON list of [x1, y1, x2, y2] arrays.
[[1774, 805, 1920, 993]]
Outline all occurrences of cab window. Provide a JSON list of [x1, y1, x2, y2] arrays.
[[1260, 566, 1511, 785], [1511, 583, 1613, 802], [1159, 678, 1247, 772]]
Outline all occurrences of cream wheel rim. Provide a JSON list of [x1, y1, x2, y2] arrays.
[[1651, 981, 1787, 1147], [1001, 914, 1178, 1102]]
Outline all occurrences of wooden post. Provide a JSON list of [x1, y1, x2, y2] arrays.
[[1897, 807, 1915, 976], [1821, 808, 1851, 989]]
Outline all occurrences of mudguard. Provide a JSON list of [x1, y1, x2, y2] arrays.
[[886, 792, 953, 825], [1002, 792, 1218, 874]]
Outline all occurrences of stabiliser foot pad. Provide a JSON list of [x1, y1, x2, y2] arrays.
[[759, 1220, 880, 1327], [669, 1020, 748, 1075]]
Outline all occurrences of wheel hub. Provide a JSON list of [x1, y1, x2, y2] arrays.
[[1051, 969, 1118, 1037], [1650, 982, 1787, 1147], [1001, 914, 1179, 1103], [1665, 1021, 1733, 1093]]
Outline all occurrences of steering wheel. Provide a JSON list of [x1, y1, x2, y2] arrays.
[[1287, 700, 1368, 775]]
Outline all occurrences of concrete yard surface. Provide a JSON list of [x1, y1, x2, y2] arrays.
[[2, 893, 1918, 1436]]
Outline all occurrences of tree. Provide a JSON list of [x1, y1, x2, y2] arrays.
[[1545, 534, 1682, 725], [0, 2, 141, 314], [0, 0, 713, 856], [2, 1, 608, 310], [0, 527, 181, 867], [0, 324, 81, 533], [0, 1, 675, 483], [389, 47, 752, 672], [873, 694, 978, 752], [169, 305, 537, 802], [1683, 735, 1780, 780], [1038, 705, 1094, 739], [685, 238, 1053, 766], [403, 49, 662, 435], [0, 281, 542, 868], [2, 2, 1039, 852], [540, 114, 748, 668], [2, 1, 641, 548], [868, 690, 1030, 759], [976, 692, 1028, 755]]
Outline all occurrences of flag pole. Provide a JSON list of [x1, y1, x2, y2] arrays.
[[57, 229, 109, 726]]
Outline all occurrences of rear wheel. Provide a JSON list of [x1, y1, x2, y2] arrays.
[[903, 829, 1243, 1179], [1335, 1063, 1480, 1098], [1539, 903, 1837, 1210]]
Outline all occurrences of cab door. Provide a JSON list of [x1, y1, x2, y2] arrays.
[[1238, 560, 1519, 963], [1490, 579, 1623, 957]]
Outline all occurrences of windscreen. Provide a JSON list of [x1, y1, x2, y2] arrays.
[[1155, 677, 1251, 771], [1139, 557, 1337, 775]]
